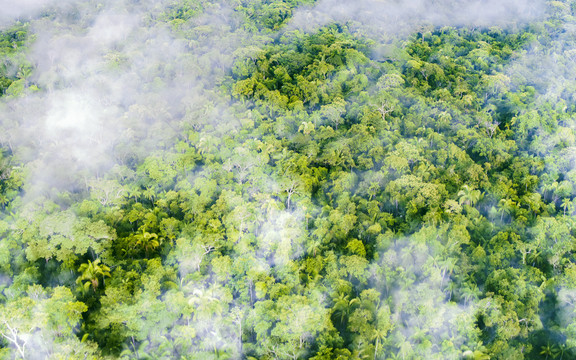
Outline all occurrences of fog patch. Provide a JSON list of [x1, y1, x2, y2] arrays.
[[290, 0, 545, 35]]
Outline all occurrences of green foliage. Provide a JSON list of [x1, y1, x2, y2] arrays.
[[232, 24, 373, 111], [2, 1, 576, 359], [0, 23, 32, 96], [77, 259, 112, 293], [236, 0, 317, 31]]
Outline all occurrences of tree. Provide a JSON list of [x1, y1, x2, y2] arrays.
[[540, 343, 560, 360], [0, 287, 90, 359], [561, 198, 573, 216], [279, 177, 303, 210], [457, 185, 483, 206], [497, 198, 516, 222], [375, 90, 400, 125], [331, 292, 359, 329], [133, 228, 161, 257], [248, 295, 329, 359], [298, 121, 315, 135], [76, 259, 111, 293], [372, 304, 392, 359]]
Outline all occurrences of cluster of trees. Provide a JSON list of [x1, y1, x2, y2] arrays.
[[1, 0, 576, 359], [0, 22, 31, 96]]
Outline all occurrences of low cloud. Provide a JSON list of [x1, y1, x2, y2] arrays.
[[290, 0, 545, 35], [0, 0, 74, 27]]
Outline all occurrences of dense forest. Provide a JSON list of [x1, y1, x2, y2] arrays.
[[1, 0, 576, 359]]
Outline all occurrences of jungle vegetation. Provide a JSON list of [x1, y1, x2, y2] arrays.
[[1, 0, 576, 359]]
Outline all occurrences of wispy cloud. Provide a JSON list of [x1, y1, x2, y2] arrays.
[[290, 0, 545, 35]]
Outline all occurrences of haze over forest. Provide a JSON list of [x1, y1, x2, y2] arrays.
[[1, 0, 576, 359]]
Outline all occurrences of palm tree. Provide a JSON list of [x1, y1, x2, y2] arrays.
[[557, 343, 570, 360], [520, 175, 538, 192], [397, 338, 413, 360], [142, 186, 155, 202], [458, 185, 482, 206], [76, 259, 111, 292], [540, 342, 560, 359], [306, 238, 322, 257], [331, 293, 359, 328], [439, 257, 458, 288], [542, 181, 558, 202], [526, 249, 543, 267], [190, 287, 223, 321], [124, 186, 142, 203], [497, 198, 516, 221], [17, 66, 32, 87], [561, 198, 573, 216], [0, 193, 9, 210], [461, 284, 481, 305], [463, 349, 490, 359], [134, 229, 160, 257], [371, 327, 388, 359]]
